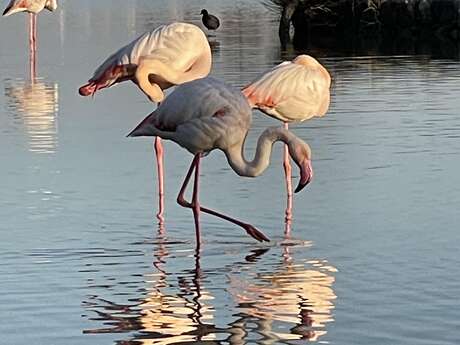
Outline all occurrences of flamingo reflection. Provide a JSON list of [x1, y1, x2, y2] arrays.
[[227, 244, 337, 342], [83, 228, 217, 344], [4, 78, 59, 154], [82, 235, 336, 344]]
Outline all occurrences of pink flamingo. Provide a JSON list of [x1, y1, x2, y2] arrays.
[[242, 55, 331, 233], [128, 77, 313, 247], [79, 22, 212, 224], [2, 0, 58, 79]]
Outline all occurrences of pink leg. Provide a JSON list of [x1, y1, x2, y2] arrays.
[[28, 13, 37, 81], [191, 154, 201, 246], [154, 136, 165, 225], [177, 156, 270, 243], [283, 122, 293, 235]]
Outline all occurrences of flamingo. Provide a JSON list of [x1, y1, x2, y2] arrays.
[[128, 77, 313, 247], [2, 0, 58, 78], [200, 9, 220, 31], [78, 22, 212, 224], [242, 55, 331, 233]]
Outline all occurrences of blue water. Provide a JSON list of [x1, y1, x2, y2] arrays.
[[1, 0, 460, 344]]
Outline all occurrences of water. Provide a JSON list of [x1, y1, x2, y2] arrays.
[[1, 0, 460, 344]]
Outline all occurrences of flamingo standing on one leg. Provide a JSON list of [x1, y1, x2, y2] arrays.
[[78, 22, 212, 224], [2, 0, 58, 79], [242, 55, 331, 234], [128, 77, 313, 248]]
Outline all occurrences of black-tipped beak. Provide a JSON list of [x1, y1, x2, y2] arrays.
[[3, 5, 12, 16], [295, 159, 313, 193]]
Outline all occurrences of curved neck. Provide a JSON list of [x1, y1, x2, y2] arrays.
[[224, 126, 295, 177], [135, 60, 168, 102], [135, 57, 210, 103]]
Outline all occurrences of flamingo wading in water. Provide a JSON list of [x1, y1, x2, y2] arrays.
[[79, 22, 212, 224], [128, 77, 313, 247], [2, 0, 58, 78], [242, 55, 331, 233]]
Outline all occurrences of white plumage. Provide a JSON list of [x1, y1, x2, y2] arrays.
[[2, 0, 57, 16], [242, 55, 331, 122], [129, 77, 314, 244], [79, 22, 212, 103]]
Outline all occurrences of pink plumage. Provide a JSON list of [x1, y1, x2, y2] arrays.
[[242, 55, 331, 123]]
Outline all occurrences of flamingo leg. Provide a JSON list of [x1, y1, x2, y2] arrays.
[[177, 156, 270, 243], [28, 13, 37, 81], [154, 136, 165, 224], [192, 154, 201, 246], [283, 122, 293, 235]]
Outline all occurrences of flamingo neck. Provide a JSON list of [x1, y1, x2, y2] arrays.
[[224, 126, 295, 177]]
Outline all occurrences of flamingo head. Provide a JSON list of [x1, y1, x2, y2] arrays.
[[78, 65, 127, 97], [288, 140, 313, 193], [45, 0, 58, 12]]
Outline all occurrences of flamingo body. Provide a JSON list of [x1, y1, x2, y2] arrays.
[[242, 55, 331, 123], [79, 22, 212, 102], [129, 77, 314, 245], [79, 22, 212, 225], [133, 77, 251, 156], [242, 55, 330, 230], [129, 77, 313, 181], [2, 0, 57, 16]]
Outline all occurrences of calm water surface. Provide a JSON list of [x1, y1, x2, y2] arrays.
[[1, 0, 460, 344]]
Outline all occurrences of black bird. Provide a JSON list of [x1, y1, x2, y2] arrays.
[[200, 9, 220, 31]]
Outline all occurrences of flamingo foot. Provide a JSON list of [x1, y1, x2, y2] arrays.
[[243, 224, 270, 242]]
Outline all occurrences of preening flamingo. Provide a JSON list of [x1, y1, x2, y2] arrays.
[[2, 0, 58, 78], [128, 77, 313, 247], [242, 55, 331, 232], [79, 22, 212, 224]]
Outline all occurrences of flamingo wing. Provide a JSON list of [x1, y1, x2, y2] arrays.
[[129, 77, 250, 154], [243, 61, 331, 122]]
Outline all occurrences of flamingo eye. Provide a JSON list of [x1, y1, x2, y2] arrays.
[[212, 107, 227, 118]]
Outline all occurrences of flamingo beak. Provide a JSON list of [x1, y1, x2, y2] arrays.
[[78, 82, 97, 96], [2, 5, 23, 16], [295, 159, 313, 193]]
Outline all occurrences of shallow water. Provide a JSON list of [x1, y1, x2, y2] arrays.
[[1, 0, 460, 344]]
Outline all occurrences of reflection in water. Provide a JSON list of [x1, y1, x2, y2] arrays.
[[228, 245, 337, 343], [4, 78, 59, 154], [82, 232, 337, 344], [83, 230, 217, 344]]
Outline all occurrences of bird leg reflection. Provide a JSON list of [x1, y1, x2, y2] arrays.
[[177, 154, 270, 246]]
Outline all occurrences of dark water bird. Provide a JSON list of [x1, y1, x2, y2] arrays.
[[200, 9, 220, 31], [128, 77, 313, 247]]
